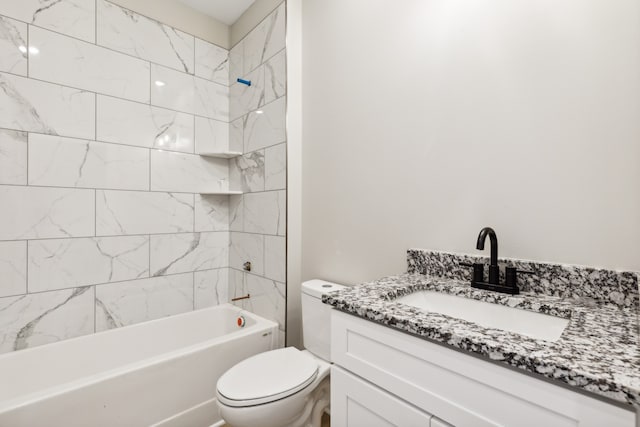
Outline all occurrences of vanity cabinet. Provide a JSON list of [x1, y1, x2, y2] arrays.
[[330, 310, 636, 427], [332, 366, 433, 426]]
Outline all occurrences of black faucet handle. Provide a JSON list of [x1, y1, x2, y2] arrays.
[[459, 262, 484, 284], [505, 267, 535, 289]]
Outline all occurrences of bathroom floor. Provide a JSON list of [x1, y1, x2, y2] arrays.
[[223, 414, 330, 426]]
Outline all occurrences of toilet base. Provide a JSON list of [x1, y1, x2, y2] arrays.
[[218, 375, 330, 427]]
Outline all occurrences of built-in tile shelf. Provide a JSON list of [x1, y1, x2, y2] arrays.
[[199, 190, 243, 195], [197, 151, 242, 159]]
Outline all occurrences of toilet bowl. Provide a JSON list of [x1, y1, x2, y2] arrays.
[[216, 280, 345, 427], [217, 348, 330, 427]]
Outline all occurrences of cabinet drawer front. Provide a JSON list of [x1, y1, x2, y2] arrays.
[[331, 310, 635, 427], [331, 366, 432, 427]]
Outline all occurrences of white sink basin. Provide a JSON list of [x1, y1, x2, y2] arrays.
[[395, 291, 569, 342]]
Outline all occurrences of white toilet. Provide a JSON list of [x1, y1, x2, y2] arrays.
[[216, 280, 345, 427]]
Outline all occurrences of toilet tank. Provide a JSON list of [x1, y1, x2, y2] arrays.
[[301, 280, 346, 361]]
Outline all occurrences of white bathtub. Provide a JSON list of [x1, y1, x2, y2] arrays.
[[0, 303, 278, 427]]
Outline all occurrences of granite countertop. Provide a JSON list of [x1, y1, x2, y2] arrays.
[[323, 271, 640, 408]]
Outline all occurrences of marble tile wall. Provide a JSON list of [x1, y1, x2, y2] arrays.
[[227, 3, 287, 347], [0, 0, 236, 354]]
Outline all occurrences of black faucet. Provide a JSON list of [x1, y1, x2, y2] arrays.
[[460, 227, 530, 295], [476, 227, 499, 285]]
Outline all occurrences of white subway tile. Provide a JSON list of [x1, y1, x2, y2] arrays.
[[229, 269, 246, 306], [230, 65, 264, 121], [265, 143, 286, 191], [29, 27, 150, 103], [231, 151, 265, 193], [150, 150, 229, 193], [150, 232, 229, 276], [0, 72, 95, 139], [244, 190, 286, 236], [244, 97, 286, 153], [194, 117, 229, 154], [96, 190, 194, 236], [0, 241, 26, 298], [28, 134, 149, 190], [243, 4, 286, 74], [151, 64, 228, 121], [96, 274, 193, 331], [229, 40, 243, 84], [264, 49, 286, 104], [230, 232, 264, 276], [0, 287, 94, 354], [245, 274, 285, 332], [195, 268, 229, 309], [195, 195, 229, 232], [97, 95, 194, 154], [97, 0, 194, 74], [194, 77, 229, 121], [229, 194, 244, 232], [264, 235, 285, 283], [151, 64, 195, 114], [230, 117, 244, 153], [0, 185, 94, 240], [28, 236, 149, 292], [0, 0, 96, 43], [0, 129, 27, 185], [0, 16, 27, 76], [195, 38, 228, 85]]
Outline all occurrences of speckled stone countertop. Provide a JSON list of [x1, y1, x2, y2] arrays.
[[322, 250, 640, 408]]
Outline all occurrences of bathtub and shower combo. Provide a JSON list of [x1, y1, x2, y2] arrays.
[[0, 304, 277, 426]]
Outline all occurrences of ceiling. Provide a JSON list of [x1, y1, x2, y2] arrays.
[[176, 0, 256, 25]]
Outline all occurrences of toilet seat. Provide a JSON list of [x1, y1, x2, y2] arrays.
[[217, 347, 319, 407]]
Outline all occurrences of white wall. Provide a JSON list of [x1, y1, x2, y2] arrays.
[[298, 0, 640, 286]]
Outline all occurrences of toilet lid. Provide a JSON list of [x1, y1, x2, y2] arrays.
[[217, 347, 319, 407]]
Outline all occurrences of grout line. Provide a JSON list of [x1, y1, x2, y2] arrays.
[[0, 124, 199, 157], [0, 230, 235, 245], [25, 239, 29, 294], [101, 0, 228, 51], [0, 182, 284, 197], [0, 68, 229, 122], [0, 10, 227, 83], [0, 269, 204, 300], [229, 1, 284, 51]]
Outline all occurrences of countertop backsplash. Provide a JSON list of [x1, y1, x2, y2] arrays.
[[407, 249, 639, 310]]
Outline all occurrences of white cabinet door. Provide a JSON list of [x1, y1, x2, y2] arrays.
[[331, 366, 432, 427]]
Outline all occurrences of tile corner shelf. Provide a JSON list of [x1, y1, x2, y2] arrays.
[[198, 190, 243, 195], [197, 151, 243, 159]]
